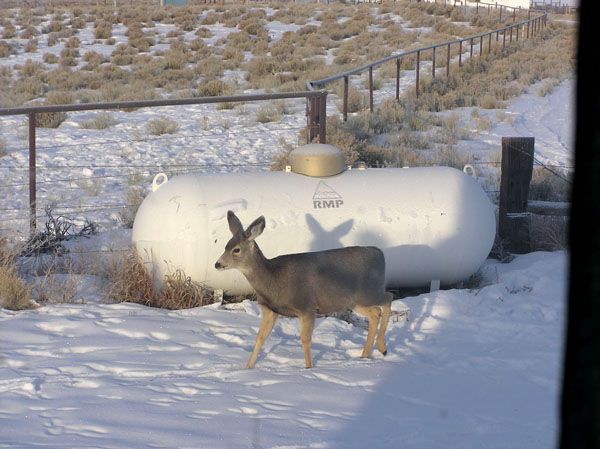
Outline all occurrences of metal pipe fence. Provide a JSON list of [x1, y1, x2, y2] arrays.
[[308, 3, 548, 120], [0, 91, 327, 235]]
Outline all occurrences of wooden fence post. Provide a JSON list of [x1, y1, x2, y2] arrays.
[[498, 137, 535, 254]]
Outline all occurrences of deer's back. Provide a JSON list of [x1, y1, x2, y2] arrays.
[[259, 246, 387, 316]]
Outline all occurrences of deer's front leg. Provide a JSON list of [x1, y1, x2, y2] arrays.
[[299, 312, 316, 369], [246, 304, 278, 369]]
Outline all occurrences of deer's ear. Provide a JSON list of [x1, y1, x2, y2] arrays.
[[227, 210, 244, 236], [245, 216, 265, 241]]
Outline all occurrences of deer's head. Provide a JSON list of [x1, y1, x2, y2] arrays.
[[214, 210, 265, 273]]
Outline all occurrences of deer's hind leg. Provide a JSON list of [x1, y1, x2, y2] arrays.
[[377, 294, 393, 356], [354, 305, 382, 359]]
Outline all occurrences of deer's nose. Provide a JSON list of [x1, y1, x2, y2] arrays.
[[215, 261, 223, 269]]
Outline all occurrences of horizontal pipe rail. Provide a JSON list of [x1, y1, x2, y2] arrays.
[[0, 91, 325, 116]]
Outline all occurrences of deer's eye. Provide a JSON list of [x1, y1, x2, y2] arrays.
[[232, 247, 241, 255]]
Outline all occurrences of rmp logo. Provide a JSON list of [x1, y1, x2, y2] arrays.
[[312, 181, 344, 209]]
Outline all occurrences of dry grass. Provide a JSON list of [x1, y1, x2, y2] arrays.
[[118, 186, 146, 229], [32, 257, 78, 306], [0, 239, 34, 311], [530, 215, 568, 251], [106, 249, 214, 310], [529, 166, 571, 202], [255, 104, 282, 124]]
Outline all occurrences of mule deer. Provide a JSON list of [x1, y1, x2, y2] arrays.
[[215, 211, 393, 369]]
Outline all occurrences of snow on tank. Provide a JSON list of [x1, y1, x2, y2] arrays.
[[132, 144, 496, 295]]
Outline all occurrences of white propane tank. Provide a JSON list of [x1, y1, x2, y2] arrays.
[[132, 145, 496, 295]]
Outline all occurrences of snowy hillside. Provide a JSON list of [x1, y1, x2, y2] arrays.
[[1, 251, 566, 449]]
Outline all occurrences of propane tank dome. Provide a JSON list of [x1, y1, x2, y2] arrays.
[[289, 144, 345, 177]]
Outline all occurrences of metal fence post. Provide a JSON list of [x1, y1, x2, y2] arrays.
[[307, 93, 327, 144], [488, 32, 492, 53], [479, 35, 483, 57], [459, 40, 463, 66], [432, 46, 436, 78], [307, 96, 317, 143], [28, 113, 36, 235], [343, 76, 348, 122], [318, 91, 327, 144], [415, 50, 420, 98], [396, 58, 401, 101], [446, 44, 451, 77], [369, 66, 374, 112], [470, 38, 474, 59]]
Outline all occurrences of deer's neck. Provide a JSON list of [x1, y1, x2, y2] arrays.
[[241, 243, 276, 294]]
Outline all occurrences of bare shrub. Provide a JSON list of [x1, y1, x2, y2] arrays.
[[36, 91, 75, 129], [195, 27, 212, 38], [111, 44, 137, 65], [80, 112, 117, 130], [197, 79, 234, 97], [1, 21, 16, 38], [47, 32, 59, 46], [20, 25, 39, 39], [536, 78, 561, 97], [43, 52, 59, 64], [25, 38, 38, 53], [436, 144, 470, 169], [21, 206, 98, 257], [107, 249, 214, 309], [256, 104, 282, 123], [94, 20, 112, 39], [146, 117, 179, 136], [0, 40, 15, 58], [342, 88, 368, 114]]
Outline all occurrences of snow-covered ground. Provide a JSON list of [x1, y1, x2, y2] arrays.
[[1, 251, 566, 449], [1, 6, 574, 448]]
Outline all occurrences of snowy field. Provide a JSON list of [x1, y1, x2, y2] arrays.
[[0, 6, 573, 235], [1, 251, 566, 449], [0, 5, 574, 448]]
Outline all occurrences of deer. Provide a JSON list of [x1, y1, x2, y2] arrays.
[[214, 210, 393, 369]]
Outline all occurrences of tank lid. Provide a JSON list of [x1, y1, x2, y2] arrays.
[[289, 144, 345, 177]]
